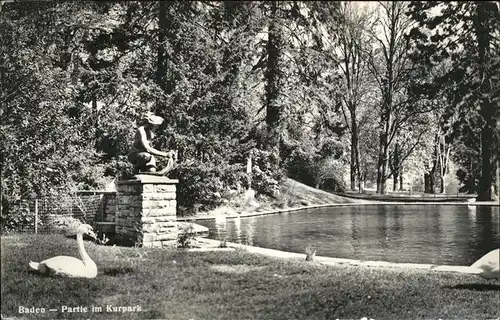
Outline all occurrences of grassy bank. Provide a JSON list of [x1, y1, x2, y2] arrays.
[[193, 179, 498, 220], [195, 179, 364, 218], [2, 234, 499, 320]]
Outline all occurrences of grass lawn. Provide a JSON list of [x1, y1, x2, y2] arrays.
[[1, 233, 499, 320]]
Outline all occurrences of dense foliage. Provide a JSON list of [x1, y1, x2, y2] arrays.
[[407, 1, 499, 200], [1, 1, 498, 226]]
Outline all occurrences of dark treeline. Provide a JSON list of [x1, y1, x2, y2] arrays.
[[1, 1, 498, 222]]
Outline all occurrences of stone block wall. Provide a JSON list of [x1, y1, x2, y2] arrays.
[[116, 175, 178, 248], [102, 193, 116, 222]]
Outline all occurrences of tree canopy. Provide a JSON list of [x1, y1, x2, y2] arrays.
[[1, 1, 498, 224]]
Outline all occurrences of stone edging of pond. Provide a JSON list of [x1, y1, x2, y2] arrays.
[[193, 238, 481, 276], [181, 201, 497, 275], [178, 200, 499, 222]]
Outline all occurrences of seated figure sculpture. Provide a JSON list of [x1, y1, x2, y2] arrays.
[[128, 112, 177, 176]]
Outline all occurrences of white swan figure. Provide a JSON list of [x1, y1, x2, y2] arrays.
[[469, 249, 500, 279], [29, 224, 98, 279]]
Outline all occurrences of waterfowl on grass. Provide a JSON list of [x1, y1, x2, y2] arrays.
[[469, 249, 500, 280], [29, 224, 98, 279]]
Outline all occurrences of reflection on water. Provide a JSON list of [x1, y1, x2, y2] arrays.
[[214, 215, 227, 242], [200, 205, 500, 266]]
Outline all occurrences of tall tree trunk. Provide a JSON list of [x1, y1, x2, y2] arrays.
[[475, 2, 496, 201], [358, 174, 363, 193], [440, 176, 446, 194], [156, 1, 172, 95], [424, 135, 438, 193], [424, 172, 436, 193], [392, 143, 400, 192], [92, 96, 99, 149], [221, 2, 242, 105], [438, 138, 450, 194], [429, 172, 435, 194], [399, 173, 403, 191], [468, 175, 475, 194], [338, 2, 366, 193], [350, 109, 360, 191], [478, 126, 494, 200], [368, 2, 411, 195], [363, 172, 367, 191], [265, 1, 283, 151], [376, 10, 395, 196], [350, 152, 356, 191], [60, 27, 72, 72], [376, 143, 389, 194], [376, 108, 390, 195], [467, 161, 475, 193], [496, 158, 499, 199], [424, 165, 436, 194]]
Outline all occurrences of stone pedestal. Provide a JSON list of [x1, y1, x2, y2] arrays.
[[116, 175, 178, 248]]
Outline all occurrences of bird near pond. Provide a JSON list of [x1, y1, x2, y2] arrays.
[[28, 224, 98, 278], [469, 249, 499, 280]]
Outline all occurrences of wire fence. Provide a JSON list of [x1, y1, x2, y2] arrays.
[[1, 191, 116, 234]]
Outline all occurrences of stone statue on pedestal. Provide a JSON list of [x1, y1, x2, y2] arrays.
[[128, 112, 177, 176]]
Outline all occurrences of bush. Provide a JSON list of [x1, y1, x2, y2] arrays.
[[282, 142, 347, 192], [172, 160, 247, 215], [250, 148, 286, 198], [282, 145, 318, 187], [171, 148, 286, 215], [177, 224, 197, 248], [1, 200, 34, 232]]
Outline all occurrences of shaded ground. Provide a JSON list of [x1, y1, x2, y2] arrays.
[[2, 234, 499, 320]]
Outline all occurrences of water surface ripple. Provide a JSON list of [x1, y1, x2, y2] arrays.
[[197, 204, 500, 266]]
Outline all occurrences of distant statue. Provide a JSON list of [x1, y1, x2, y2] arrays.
[[128, 112, 177, 176]]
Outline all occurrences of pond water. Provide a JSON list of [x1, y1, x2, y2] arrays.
[[197, 204, 500, 266]]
